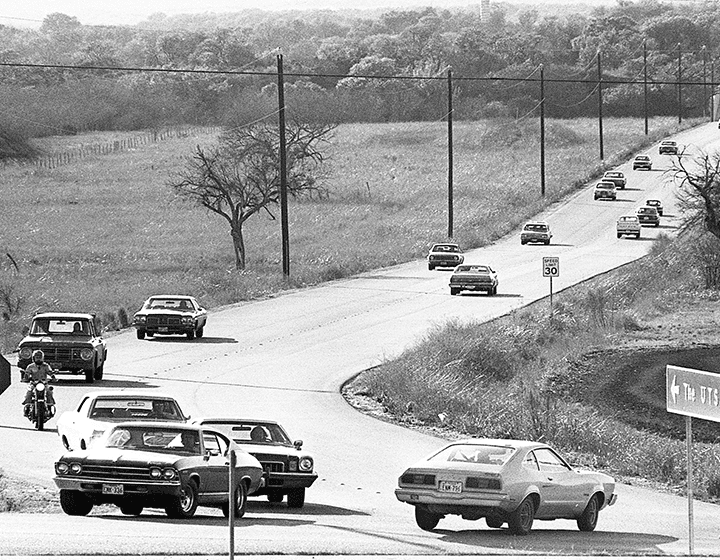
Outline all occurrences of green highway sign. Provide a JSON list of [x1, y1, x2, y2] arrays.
[[666, 365, 720, 422]]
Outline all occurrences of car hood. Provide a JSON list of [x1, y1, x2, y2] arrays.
[[136, 310, 194, 317], [239, 442, 301, 456], [19, 335, 93, 345], [60, 447, 183, 467]]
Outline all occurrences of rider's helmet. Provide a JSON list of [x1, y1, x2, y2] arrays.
[[32, 349, 44, 364]]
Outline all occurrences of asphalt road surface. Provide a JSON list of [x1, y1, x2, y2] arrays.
[[1, 123, 720, 556]]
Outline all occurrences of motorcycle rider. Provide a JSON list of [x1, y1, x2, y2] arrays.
[[22, 350, 57, 418]]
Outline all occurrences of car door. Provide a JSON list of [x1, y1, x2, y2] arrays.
[[201, 430, 231, 499], [533, 447, 585, 517]]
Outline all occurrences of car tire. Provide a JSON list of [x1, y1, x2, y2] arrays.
[[61, 435, 71, 451], [521, 240, 527, 245], [636, 233, 640, 239], [415, 506, 441, 531], [544, 240, 550, 245], [508, 496, 535, 535], [59, 489, 93, 516], [196, 326, 204, 339], [486, 516, 504, 529], [120, 501, 144, 516], [84, 369, 94, 383], [287, 488, 305, 509], [187, 329, 195, 340], [165, 479, 199, 519], [428, 264, 435, 270], [577, 494, 600, 532], [136, 329, 145, 340], [94, 362, 104, 381], [267, 490, 284, 503], [450, 288, 459, 296], [616, 233, 621, 238], [222, 481, 248, 518]]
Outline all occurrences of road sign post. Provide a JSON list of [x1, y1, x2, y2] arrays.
[[542, 257, 559, 317], [666, 365, 720, 555]]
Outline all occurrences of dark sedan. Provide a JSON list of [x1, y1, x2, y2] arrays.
[[196, 418, 318, 508], [54, 422, 263, 518]]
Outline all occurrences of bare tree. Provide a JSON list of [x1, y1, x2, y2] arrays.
[[673, 148, 720, 240], [170, 121, 335, 270]]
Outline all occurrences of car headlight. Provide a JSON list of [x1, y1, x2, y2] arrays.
[[55, 462, 70, 475], [69, 463, 82, 475], [19, 347, 33, 360], [134, 315, 146, 324], [299, 457, 314, 472], [180, 316, 193, 325], [79, 348, 94, 361], [162, 468, 178, 480], [149, 467, 162, 478]]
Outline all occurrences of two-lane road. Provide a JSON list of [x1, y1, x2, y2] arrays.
[[1, 123, 719, 555]]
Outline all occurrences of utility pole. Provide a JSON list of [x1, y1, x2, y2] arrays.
[[540, 64, 546, 197], [447, 69, 454, 239], [597, 50, 604, 161], [643, 41, 649, 135], [277, 54, 290, 278], [703, 46, 707, 119], [677, 43, 683, 124]]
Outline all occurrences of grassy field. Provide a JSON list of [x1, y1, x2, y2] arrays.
[[0, 116, 699, 352]]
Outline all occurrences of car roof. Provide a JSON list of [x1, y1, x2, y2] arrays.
[[619, 215, 638, 219], [647, 199, 661, 203], [524, 221, 548, 225], [145, 294, 195, 299], [431, 242, 460, 247], [194, 417, 279, 425], [32, 312, 95, 320], [596, 181, 615, 186], [661, 140, 676, 144], [449, 438, 546, 451], [80, 391, 181, 400], [603, 170, 623, 175], [635, 154, 650, 159], [638, 206, 656, 210]]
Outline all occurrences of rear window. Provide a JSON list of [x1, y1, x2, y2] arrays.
[[431, 443, 515, 466], [523, 224, 548, 232], [456, 265, 490, 273]]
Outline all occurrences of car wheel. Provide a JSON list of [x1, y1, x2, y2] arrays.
[[93, 362, 104, 381], [287, 488, 305, 509], [486, 516, 504, 529], [59, 489, 93, 516], [196, 326, 204, 339], [450, 288, 459, 296], [415, 506, 441, 531], [84, 369, 94, 383], [544, 240, 550, 245], [577, 494, 600, 532], [636, 233, 640, 239], [267, 490, 284, 503], [186, 329, 195, 340], [222, 481, 248, 518], [61, 435, 71, 451], [136, 329, 145, 340], [508, 496, 535, 535], [120, 501, 144, 516], [165, 479, 198, 519], [428, 264, 435, 270], [616, 233, 621, 238], [520, 240, 527, 245]]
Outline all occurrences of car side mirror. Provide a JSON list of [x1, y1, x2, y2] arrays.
[[293, 439, 303, 450]]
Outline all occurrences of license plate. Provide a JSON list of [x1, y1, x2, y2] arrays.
[[158, 327, 168, 332], [438, 480, 462, 493], [102, 484, 124, 495]]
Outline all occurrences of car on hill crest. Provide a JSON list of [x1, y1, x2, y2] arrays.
[[601, 170, 626, 189], [520, 221, 552, 245], [636, 205, 660, 227], [593, 181, 617, 200], [427, 242, 464, 271], [659, 140, 679, 155], [632, 155, 652, 170]]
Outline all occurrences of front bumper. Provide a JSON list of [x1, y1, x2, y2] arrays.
[[252, 472, 318, 494], [54, 476, 181, 499]]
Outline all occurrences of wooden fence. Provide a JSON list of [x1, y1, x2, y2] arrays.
[[28, 126, 220, 170]]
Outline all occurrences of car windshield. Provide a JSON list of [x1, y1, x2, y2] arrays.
[[30, 318, 90, 336], [523, 224, 548, 232], [106, 426, 201, 454], [431, 443, 515, 465], [636, 156, 649, 161], [638, 208, 655, 214], [619, 217, 637, 222], [647, 200, 660, 205], [604, 172, 622, 178], [203, 422, 292, 445], [144, 298, 194, 311], [89, 398, 185, 421], [431, 245, 460, 253], [455, 265, 490, 273]]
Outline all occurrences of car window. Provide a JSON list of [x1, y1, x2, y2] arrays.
[[202, 432, 229, 456], [146, 299, 193, 311], [523, 452, 540, 471], [90, 398, 184, 421], [105, 427, 198, 453], [207, 422, 292, 445], [431, 443, 515, 465], [533, 448, 571, 473], [30, 318, 90, 335]]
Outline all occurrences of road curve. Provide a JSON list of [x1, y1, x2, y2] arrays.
[[1, 123, 720, 556]]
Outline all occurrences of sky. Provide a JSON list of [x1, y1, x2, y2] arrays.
[[0, 0, 613, 27]]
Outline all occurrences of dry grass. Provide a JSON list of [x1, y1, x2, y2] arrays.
[[0, 116, 695, 352]]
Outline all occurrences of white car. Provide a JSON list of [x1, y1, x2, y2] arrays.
[[57, 391, 189, 451]]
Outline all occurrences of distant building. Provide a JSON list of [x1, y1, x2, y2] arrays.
[[479, 0, 491, 22]]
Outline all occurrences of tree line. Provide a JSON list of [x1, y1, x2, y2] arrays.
[[1, 0, 720, 152]]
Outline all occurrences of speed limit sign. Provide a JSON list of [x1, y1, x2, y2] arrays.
[[543, 256, 559, 277]]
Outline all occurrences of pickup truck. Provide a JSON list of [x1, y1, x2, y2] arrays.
[[617, 215, 641, 239]]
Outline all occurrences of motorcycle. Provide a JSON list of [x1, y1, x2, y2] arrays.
[[22, 373, 56, 431]]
